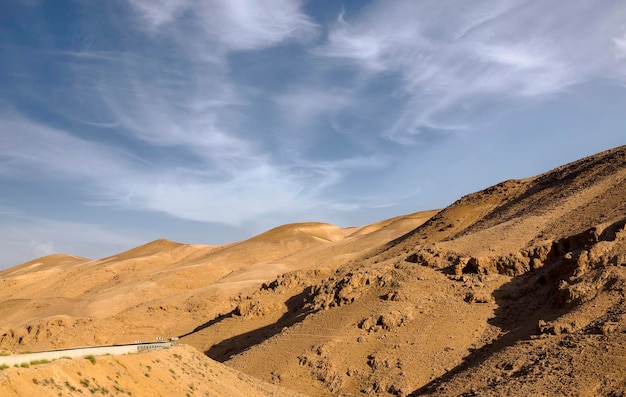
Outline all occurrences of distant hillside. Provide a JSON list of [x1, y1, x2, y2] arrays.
[[0, 211, 434, 354]]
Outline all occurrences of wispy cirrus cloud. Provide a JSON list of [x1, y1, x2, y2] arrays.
[[59, 0, 321, 170], [0, 114, 132, 181], [615, 34, 626, 59], [0, 113, 374, 225], [1, 0, 392, 230], [126, 0, 318, 52], [2, 0, 625, 270], [319, 0, 626, 142]]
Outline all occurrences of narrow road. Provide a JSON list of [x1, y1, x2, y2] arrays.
[[0, 342, 172, 367]]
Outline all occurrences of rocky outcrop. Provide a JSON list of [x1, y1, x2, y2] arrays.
[[404, 218, 626, 278], [310, 265, 398, 311], [0, 318, 93, 351]]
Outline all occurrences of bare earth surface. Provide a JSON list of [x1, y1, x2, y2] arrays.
[[0, 345, 303, 397], [1, 145, 626, 396]]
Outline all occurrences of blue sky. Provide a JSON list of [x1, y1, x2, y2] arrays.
[[1, 0, 625, 269]]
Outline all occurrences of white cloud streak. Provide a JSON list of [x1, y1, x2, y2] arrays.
[[0, 0, 381, 227], [0, 115, 132, 181], [275, 87, 353, 129], [3, 0, 626, 240], [319, 0, 626, 142], [126, 0, 318, 52], [0, 113, 368, 225], [615, 34, 626, 59]]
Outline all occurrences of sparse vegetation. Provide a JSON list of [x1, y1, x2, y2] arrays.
[[0, 364, 9, 370], [29, 359, 50, 365], [85, 354, 96, 365], [64, 381, 78, 392]]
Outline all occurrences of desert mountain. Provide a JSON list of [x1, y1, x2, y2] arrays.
[[0, 212, 436, 352], [1, 145, 626, 396]]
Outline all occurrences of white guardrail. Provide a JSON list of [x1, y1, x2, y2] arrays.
[[0, 342, 172, 367]]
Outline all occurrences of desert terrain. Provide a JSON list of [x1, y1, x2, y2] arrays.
[[2, 145, 626, 396]]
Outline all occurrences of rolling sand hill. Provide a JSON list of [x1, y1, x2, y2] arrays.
[[0, 212, 435, 353], [1, 145, 626, 396]]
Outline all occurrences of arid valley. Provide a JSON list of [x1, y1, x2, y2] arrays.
[[1, 146, 626, 396]]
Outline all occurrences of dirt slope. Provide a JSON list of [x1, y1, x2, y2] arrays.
[[383, 145, 626, 259], [1, 145, 626, 396], [183, 145, 626, 396], [0, 345, 303, 397], [0, 213, 434, 353]]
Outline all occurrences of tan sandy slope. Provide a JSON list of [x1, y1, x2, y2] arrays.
[[0, 345, 303, 397], [180, 146, 626, 396], [2, 145, 626, 396], [0, 213, 435, 352]]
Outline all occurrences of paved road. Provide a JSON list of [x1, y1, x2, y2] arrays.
[[0, 342, 172, 367]]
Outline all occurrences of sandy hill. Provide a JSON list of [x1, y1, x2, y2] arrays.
[[1, 145, 626, 396], [0, 211, 434, 354], [0, 345, 303, 397]]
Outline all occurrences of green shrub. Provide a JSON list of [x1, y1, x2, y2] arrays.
[[0, 364, 9, 370], [65, 381, 77, 392], [30, 359, 50, 365], [85, 355, 96, 365]]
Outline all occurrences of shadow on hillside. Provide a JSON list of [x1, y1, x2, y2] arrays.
[[410, 261, 567, 396], [204, 289, 314, 362], [178, 310, 236, 339]]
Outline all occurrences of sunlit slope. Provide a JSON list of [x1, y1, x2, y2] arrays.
[[0, 214, 435, 352], [188, 145, 626, 396], [375, 145, 626, 260], [0, 345, 304, 397]]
